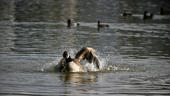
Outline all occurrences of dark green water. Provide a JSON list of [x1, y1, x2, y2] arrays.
[[0, 0, 170, 95]]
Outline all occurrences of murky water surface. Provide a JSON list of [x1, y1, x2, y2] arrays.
[[0, 0, 170, 95]]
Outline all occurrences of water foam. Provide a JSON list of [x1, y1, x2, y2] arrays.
[[40, 59, 59, 72], [39, 49, 133, 73]]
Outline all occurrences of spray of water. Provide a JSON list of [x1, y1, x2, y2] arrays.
[[40, 60, 57, 72], [40, 48, 132, 73]]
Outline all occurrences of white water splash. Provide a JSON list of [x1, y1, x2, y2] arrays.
[[40, 59, 59, 72], [82, 57, 108, 72], [39, 48, 133, 73]]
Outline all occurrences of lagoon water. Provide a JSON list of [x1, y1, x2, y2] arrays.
[[0, 0, 170, 96]]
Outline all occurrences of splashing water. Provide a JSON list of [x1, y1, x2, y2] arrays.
[[40, 59, 59, 72], [40, 55, 132, 73], [39, 48, 133, 73]]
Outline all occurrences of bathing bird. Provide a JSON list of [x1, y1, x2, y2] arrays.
[[56, 47, 100, 72]]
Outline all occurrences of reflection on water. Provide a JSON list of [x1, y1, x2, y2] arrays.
[[0, 0, 170, 96], [60, 73, 97, 85]]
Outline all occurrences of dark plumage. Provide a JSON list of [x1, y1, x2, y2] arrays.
[[67, 19, 71, 27], [97, 21, 109, 28], [143, 11, 154, 20], [122, 11, 132, 16], [67, 19, 80, 28], [160, 8, 170, 15]]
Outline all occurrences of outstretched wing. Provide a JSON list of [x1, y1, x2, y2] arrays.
[[75, 47, 100, 69]]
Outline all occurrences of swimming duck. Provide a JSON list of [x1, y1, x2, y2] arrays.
[[122, 12, 132, 16], [143, 11, 154, 20], [160, 8, 170, 15], [56, 47, 100, 72], [97, 21, 109, 28], [122, 10, 132, 16], [67, 19, 80, 28]]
